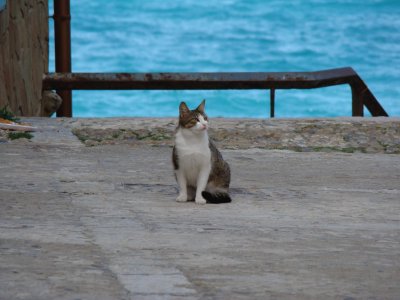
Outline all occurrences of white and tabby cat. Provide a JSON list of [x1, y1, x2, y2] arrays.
[[172, 100, 231, 204]]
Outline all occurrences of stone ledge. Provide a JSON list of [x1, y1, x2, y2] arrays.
[[69, 117, 400, 154]]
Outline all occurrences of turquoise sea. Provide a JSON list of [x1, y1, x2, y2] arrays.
[[49, 0, 400, 118]]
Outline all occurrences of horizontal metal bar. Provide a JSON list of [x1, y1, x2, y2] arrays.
[[43, 67, 356, 90], [42, 67, 388, 117]]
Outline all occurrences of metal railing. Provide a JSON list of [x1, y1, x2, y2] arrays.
[[43, 68, 388, 117], [48, 0, 388, 118]]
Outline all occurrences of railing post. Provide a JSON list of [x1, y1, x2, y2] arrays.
[[54, 0, 72, 117], [350, 83, 364, 117], [270, 89, 275, 118], [350, 73, 388, 117]]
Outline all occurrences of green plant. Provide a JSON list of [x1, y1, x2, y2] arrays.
[[8, 132, 33, 140], [0, 105, 20, 122]]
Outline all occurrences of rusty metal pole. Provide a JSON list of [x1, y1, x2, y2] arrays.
[[54, 0, 72, 117], [350, 84, 364, 117], [270, 89, 275, 118]]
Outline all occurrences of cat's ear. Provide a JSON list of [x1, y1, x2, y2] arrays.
[[196, 99, 206, 113], [179, 102, 190, 118]]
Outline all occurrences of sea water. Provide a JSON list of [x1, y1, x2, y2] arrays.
[[48, 0, 400, 118]]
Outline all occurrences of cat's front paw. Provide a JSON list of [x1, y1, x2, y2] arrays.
[[176, 193, 188, 202], [195, 196, 207, 205]]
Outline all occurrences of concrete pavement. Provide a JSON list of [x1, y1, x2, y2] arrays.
[[0, 118, 399, 299]]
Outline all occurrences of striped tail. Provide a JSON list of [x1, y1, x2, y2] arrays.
[[202, 191, 232, 204]]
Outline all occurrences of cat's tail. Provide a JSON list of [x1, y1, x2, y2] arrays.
[[202, 191, 232, 204]]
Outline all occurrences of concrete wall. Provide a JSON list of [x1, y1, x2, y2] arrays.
[[0, 0, 48, 116]]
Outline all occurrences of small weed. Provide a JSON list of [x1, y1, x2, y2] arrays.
[[112, 131, 122, 139], [0, 105, 19, 122], [8, 132, 33, 140]]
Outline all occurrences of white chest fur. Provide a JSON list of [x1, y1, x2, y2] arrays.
[[175, 128, 211, 186]]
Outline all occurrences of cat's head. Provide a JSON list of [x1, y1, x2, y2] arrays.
[[178, 100, 209, 132]]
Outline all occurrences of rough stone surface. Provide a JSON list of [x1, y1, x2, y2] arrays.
[[0, 118, 399, 299], [70, 117, 400, 153]]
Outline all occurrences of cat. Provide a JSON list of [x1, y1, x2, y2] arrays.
[[172, 100, 231, 204]]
